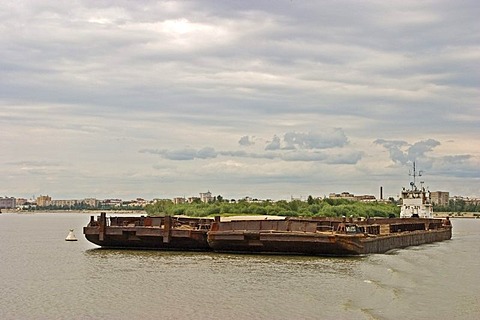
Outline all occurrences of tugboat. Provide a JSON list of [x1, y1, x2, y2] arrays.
[[400, 162, 433, 218]]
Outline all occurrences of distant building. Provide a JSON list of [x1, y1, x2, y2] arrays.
[[0, 197, 16, 209], [329, 192, 356, 200], [100, 199, 123, 207], [430, 191, 449, 206], [465, 197, 480, 206], [199, 191, 213, 203], [15, 198, 28, 206], [173, 197, 186, 205], [450, 196, 480, 206], [355, 195, 377, 202], [329, 192, 376, 202], [128, 198, 148, 207], [36, 195, 52, 207], [83, 198, 99, 207], [51, 199, 80, 207]]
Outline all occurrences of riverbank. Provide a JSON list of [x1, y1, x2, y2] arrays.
[[1, 209, 147, 215], [434, 212, 480, 218]]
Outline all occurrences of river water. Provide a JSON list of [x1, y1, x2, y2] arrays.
[[0, 212, 479, 320]]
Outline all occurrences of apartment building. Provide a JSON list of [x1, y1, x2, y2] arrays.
[[36, 195, 52, 207], [0, 197, 16, 209], [430, 191, 450, 206]]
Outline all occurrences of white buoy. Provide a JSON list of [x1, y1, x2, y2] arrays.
[[65, 229, 78, 241]]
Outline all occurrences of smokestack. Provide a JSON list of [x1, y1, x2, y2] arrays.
[[380, 186, 383, 200]]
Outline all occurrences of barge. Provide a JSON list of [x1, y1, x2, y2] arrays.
[[83, 212, 212, 251], [207, 216, 451, 255], [84, 214, 451, 255]]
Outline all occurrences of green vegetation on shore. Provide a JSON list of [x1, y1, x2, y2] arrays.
[[434, 199, 480, 213], [145, 197, 400, 218]]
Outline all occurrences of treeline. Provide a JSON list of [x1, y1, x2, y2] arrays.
[[145, 197, 400, 218], [433, 199, 480, 213]]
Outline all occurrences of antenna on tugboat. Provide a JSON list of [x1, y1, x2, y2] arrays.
[[409, 161, 423, 190]]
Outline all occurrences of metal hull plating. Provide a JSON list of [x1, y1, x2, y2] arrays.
[[83, 228, 210, 250], [208, 229, 452, 255], [207, 217, 452, 256], [83, 214, 452, 256], [83, 213, 211, 251]]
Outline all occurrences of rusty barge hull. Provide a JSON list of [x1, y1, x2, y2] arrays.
[[83, 229, 210, 250], [83, 214, 452, 255], [207, 228, 452, 255], [359, 228, 451, 254], [207, 217, 452, 256], [83, 213, 211, 251]]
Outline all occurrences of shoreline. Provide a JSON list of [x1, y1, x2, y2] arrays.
[[434, 212, 480, 219], [2, 209, 479, 219], [1, 209, 147, 215]]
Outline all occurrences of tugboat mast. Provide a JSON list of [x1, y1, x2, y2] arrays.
[[409, 161, 423, 190]]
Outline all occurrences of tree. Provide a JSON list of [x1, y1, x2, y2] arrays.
[[307, 195, 314, 205]]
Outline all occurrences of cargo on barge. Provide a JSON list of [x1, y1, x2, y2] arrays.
[[83, 212, 212, 250]]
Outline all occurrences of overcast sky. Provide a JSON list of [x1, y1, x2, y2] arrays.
[[1, 0, 479, 201]]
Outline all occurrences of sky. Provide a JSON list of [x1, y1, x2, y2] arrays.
[[1, 0, 479, 201]]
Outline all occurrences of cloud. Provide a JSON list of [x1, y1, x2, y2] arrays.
[[325, 151, 364, 165], [139, 130, 362, 165], [139, 147, 218, 161], [1, 1, 479, 199], [283, 129, 348, 149], [238, 135, 255, 146], [431, 155, 480, 178], [374, 139, 440, 165], [407, 139, 441, 162], [266, 129, 348, 151], [265, 135, 282, 151]]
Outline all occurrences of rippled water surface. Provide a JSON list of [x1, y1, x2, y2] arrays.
[[1, 213, 479, 319]]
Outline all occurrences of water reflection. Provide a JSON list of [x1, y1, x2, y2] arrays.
[[83, 247, 364, 278]]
